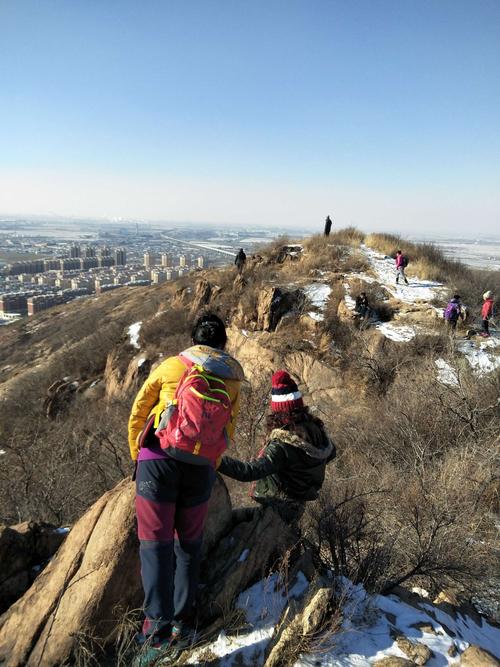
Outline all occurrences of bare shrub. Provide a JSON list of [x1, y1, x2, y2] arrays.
[[304, 359, 499, 598]]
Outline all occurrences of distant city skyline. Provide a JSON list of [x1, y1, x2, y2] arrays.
[[1, 1, 499, 235]]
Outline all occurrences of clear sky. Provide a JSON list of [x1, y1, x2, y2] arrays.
[[0, 0, 499, 234]]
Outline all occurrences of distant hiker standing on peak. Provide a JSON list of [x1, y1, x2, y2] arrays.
[[395, 250, 409, 285], [234, 248, 246, 275], [324, 215, 332, 237], [128, 313, 244, 663], [444, 294, 464, 334], [480, 291, 494, 337], [218, 370, 335, 524]]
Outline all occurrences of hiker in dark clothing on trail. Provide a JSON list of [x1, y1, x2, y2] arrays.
[[128, 314, 244, 665], [218, 370, 335, 524], [234, 248, 246, 275], [324, 215, 332, 237], [395, 250, 409, 285], [444, 294, 464, 334]]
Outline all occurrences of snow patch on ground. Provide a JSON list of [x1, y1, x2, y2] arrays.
[[187, 573, 309, 666], [375, 322, 418, 342], [456, 336, 500, 374], [435, 359, 459, 386], [188, 575, 500, 666], [361, 245, 445, 304], [304, 283, 331, 308], [304, 283, 331, 323], [127, 321, 142, 349], [299, 578, 500, 666]]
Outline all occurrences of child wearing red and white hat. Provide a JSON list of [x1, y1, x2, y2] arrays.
[[218, 370, 335, 521]]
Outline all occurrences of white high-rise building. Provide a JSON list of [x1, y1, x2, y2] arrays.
[[161, 253, 171, 267], [197, 256, 204, 268], [179, 255, 186, 268]]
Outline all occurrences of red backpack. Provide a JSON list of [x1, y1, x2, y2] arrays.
[[156, 364, 232, 463]]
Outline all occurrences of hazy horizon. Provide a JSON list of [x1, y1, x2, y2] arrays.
[[1, 2, 499, 235]]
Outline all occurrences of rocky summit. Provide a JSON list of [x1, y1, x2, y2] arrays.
[[0, 230, 499, 666]]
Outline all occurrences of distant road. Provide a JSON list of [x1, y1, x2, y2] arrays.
[[160, 233, 235, 257]]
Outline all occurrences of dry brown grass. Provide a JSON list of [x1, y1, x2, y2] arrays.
[[327, 226, 366, 247]]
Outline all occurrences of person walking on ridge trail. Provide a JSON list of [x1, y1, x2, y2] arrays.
[[395, 250, 409, 286], [128, 313, 244, 666], [234, 248, 246, 275], [324, 215, 332, 237], [444, 294, 464, 335], [218, 370, 335, 525], [480, 291, 494, 337]]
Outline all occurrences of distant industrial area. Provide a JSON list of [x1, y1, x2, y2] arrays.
[[0, 219, 289, 324]]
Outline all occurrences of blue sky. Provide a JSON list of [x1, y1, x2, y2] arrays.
[[0, 0, 499, 233]]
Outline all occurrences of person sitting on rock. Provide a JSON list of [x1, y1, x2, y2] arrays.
[[354, 291, 370, 320], [480, 291, 494, 337], [218, 370, 335, 524], [128, 313, 244, 663]]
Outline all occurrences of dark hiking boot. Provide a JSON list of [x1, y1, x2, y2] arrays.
[[170, 621, 197, 650], [132, 637, 174, 667]]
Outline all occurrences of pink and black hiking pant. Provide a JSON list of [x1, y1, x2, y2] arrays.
[[135, 457, 215, 641]]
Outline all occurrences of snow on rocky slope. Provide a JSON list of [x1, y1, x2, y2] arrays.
[[341, 245, 500, 374], [187, 574, 500, 666]]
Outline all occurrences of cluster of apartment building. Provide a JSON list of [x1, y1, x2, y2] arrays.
[[0, 246, 207, 321]]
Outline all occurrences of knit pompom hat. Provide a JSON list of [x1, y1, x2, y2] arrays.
[[483, 290, 492, 300], [270, 370, 304, 413]]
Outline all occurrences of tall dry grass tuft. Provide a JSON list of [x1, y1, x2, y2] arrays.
[[328, 226, 366, 247]]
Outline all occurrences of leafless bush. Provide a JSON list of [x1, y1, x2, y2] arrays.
[[304, 360, 499, 598]]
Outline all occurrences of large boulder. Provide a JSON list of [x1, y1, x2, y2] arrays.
[[460, 645, 500, 666], [256, 287, 304, 332], [199, 506, 295, 622], [104, 348, 151, 400], [0, 475, 232, 667]]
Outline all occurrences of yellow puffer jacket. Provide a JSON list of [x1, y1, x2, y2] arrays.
[[128, 345, 244, 461]]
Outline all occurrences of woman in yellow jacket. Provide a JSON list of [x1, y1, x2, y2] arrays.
[[129, 313, 244, 662]]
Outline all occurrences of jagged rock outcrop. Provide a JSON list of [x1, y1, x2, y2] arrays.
[[43, 378, 80, 419], [104, 348, 151, 400], [189, 279, 213, 314], [264, 586, 334, 667], [0, 522, 67, 612], [227, 328, 349, 413], [256, 287, 305, 331], [0, 476, 232, 667]]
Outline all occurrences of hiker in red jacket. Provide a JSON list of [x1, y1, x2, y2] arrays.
[[395, 250, 409, 286], [480, 291, 494, 337]]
